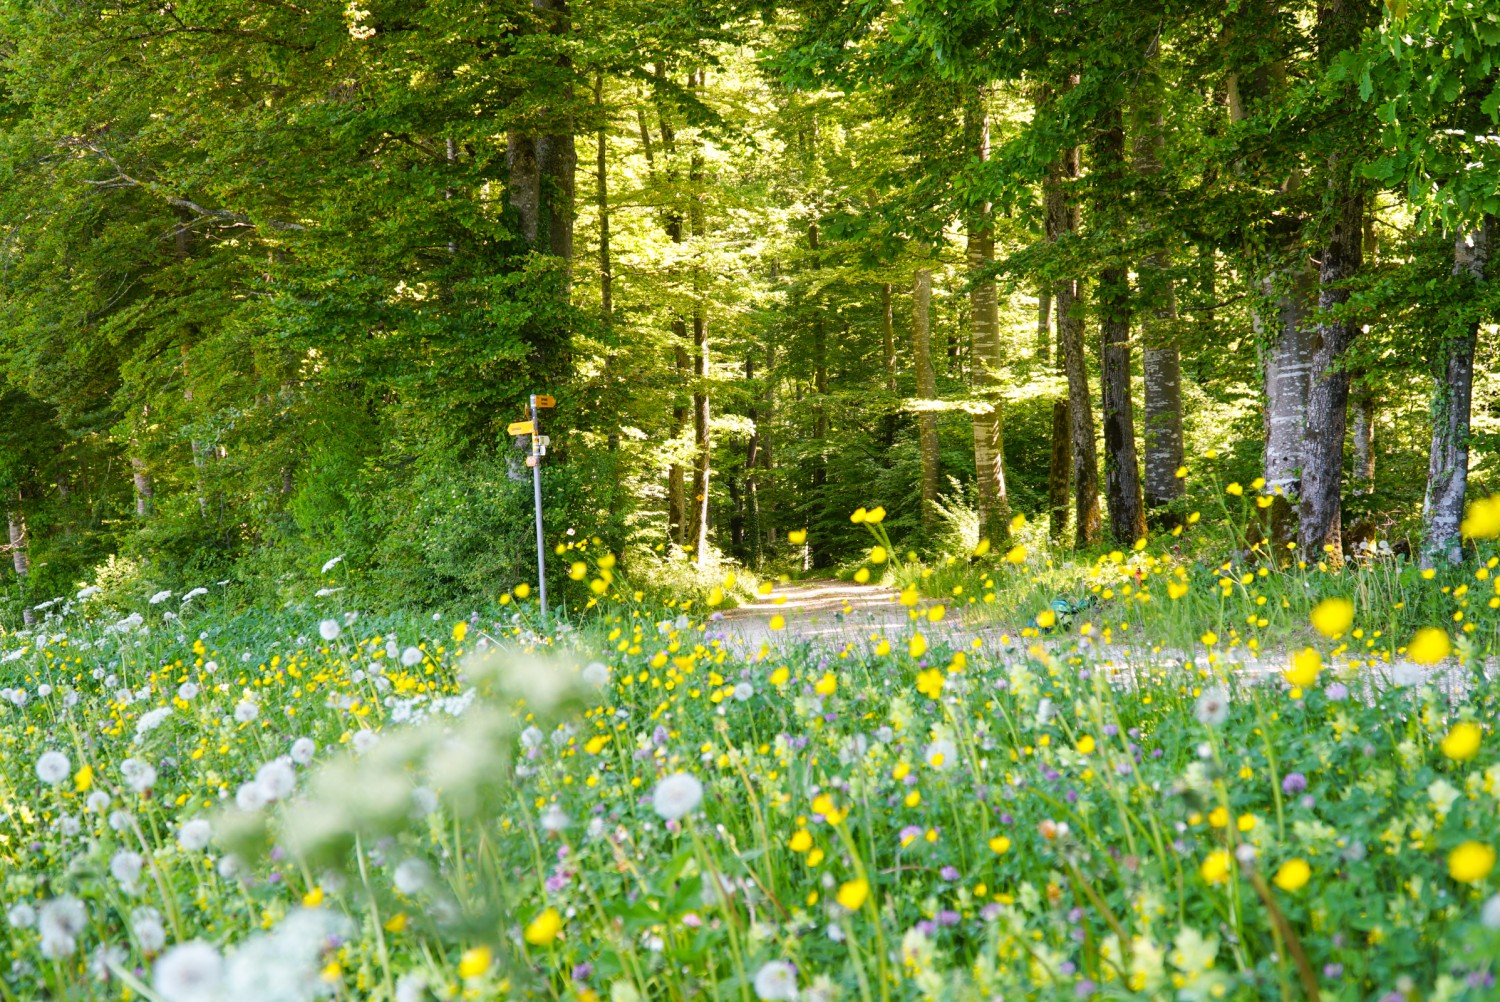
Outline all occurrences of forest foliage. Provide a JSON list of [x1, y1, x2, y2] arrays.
[[1, 0, 1499, 620]]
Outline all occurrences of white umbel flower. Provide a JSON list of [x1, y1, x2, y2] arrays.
[[321, 555, 344, 574], [149, 590, 173, 605], [36, 751, 70, 785], [153, 941, 224, 1002], [652, 772, 704, 821]]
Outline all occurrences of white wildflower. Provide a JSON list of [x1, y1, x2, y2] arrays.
[[36, 751, 70, 785], [321, 555, 344, 574], [652, 772, 704, 821], [318, 619, 341, 642], [1194, 686, 1230, 727], [149, 590, 173, 605]]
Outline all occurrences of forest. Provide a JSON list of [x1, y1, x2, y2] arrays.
[[8, 4, 1500, 1002], [0, 0, 1495, 616]]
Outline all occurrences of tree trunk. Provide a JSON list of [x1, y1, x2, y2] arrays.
[[913, 268, 940, 527], [810, 223, 830, 546], [1036, 287, 1053, 363], [881, 282, 898, 447], [744, 355, 762, 564], [507, 133, 540, 244], [687, 311, 710, 563], [1350, 379, 1375, 495], [1261, 263, 1317, 546], [669, 336, 688, 545], [1297, 184, 1364, 561], [965, 86, 1011, 544], [8, 508, 33, 628], [595, 75, 612, 321], [132, 456, 154, 518], [1422, 216, 1495, 565], [1093, 106, 1144, 545], [1046, 137, 1100, 548], [533, 0, 575, 271]]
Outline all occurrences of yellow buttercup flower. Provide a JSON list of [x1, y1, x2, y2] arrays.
[[788, 529, 807, 545], [73, 764, 93, 793], [1285, 647, 1321, 688], [1075, 735, 1095, 755], [1200, 849, 1233, 885], [769, 615, 786, 631], [1225, 482, 1243, 496], [988, 835, 1011, 854], [813, 673, 837, 696], [1005, 545, 1026, 565], [926, 605, 945, 623], [973, 538, 991, 558], [1167, 581, 1188, 600], [514, 582, 532, 599], [865, 507, 886, 524], [916, 668, 944, 699], [1408, 627, 1452, 665], [1449, 841, 1496, 883], [460, 945, 495, 976], [909, 633, 928, 659], [1035, 609, 1056, 629], [788, 830, 813, 853], [870, 545, 888, 564], [524, 908, 563, 946], [1441, 722, 1482, 761], [851, 507, 868, 524], [836, 878, 869, 911], [452, 621, 468, 643], [1273, 858, 1310, 892], [853, 568, 870, 584], [1310, 598, 1353, 637], [1462, 495, 1500, 539]]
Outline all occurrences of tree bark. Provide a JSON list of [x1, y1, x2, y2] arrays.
[[507, 133, 540, 245], [1046, 135, 1100, 548], [8, 508, 33, 628], [132, 455, 154, 518], [1093, 105, 1144, 545], [595, 75, 612, 321], [881, 282, 898, 447], [965, 86, 1011, 544], [1261, 262, 1317, 546], [1297, 183, 1364, 561], [913, 268, 940, 527], [744, 355, 762, 564], [1422, 216, 1495, 565], [669, 336, 688, 545], [1350, 379, 1375, 494], [687, 312, 710, 562]]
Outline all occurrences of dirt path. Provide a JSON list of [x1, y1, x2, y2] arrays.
[[715, 579, 910, 646]]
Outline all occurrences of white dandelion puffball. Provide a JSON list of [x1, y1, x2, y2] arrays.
[[233, 700, 259, 724], [393, 859, 430, 896], [754, 960, 799, 1001], [177, 819, 212, 853], [401, 646, 423, 667], [1194, 686, 1230, 727], [153, 941, 224, 1002], [581, 661, 610, 688], [652, 772, 704, 821], [111, 850, 144, 894], [353, 728, 379, 754], [132, 908, 167, 955], [319, 619, 341, 642], [255, 759, 296, 801], [36, 751, 70, 785], [8, 903, 36, 929], [541, 804, 570, 832], [290, 737, 316, 765]]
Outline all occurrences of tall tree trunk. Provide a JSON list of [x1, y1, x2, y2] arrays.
[[669, 336, 688, 545], [1350, 379, 1375, 494], [965, 86, 1011, 544], [1046, 135, 1100, 548], [8, 507, 33, 628], [1134, 80, 1184, 520], [595, 74, 612, 321], [810, 223, 829, 530], [881, 282, 898, 447], [1040, 93, 1073, 543], [1093, 106, 1144, 545], [688, 312, 710, 562], [1260, 262, 1317, 546], [1036, 287, 1053, 362], [744, 355, 762, 564], [913, 268, 940, 527], [507, 133, 540, 244], [131, 456, 153, 518], [1422, 216, 1495, 565], [1298, 183, 1365, 561], [533, 0, 575, 272]]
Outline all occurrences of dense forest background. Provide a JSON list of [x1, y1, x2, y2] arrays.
[[0, 0, 1497, 622]]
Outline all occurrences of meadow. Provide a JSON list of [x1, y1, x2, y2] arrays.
[[3, 505, 1500, 1002]]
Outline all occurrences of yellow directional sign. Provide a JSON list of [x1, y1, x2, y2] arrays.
[[533, 394, 556, 408], [508, 420, 535, 436]]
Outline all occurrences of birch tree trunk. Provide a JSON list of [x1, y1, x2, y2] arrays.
[[1298, 183, 1364, 562], [1422, 216, 1495, 565], [8, 509, 33, 628], [965, 86, 1010, 544], [913, 268, 940, 527]]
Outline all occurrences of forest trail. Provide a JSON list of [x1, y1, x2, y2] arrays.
[[716, 579, 908, 645]]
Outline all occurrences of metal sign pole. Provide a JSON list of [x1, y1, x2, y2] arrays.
[[530, 393, 548, 618]]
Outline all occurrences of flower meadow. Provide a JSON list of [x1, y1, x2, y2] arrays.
[[7, 533, 1500, 1001]]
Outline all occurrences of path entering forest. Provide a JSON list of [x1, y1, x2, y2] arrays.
[[715, 579, 1474, 697]]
